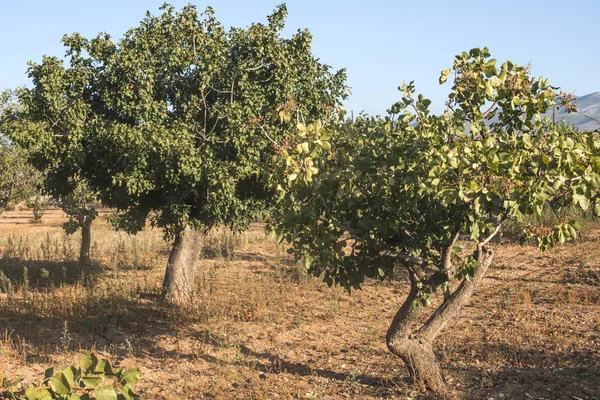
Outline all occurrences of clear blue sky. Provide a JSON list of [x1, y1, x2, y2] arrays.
[[1, 0, 598, 114]]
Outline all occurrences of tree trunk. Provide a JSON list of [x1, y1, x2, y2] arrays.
[[386, 245, 495, 393], [78, 213, 92, 267], [79, 223, 91, 267], [161, 226, 205, 303]]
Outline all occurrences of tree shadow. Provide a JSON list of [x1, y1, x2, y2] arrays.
[[0, 296, 177, 363], [186, 330, 397, 391], [0, 257, 102, 288], [443, 342, 600, 399]]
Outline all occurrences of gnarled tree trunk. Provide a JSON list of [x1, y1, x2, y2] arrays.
[[386, 245, 495, 393], [161, 226, 205, 303]]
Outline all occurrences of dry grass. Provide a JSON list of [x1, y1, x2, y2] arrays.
[[1, 209, 599, 399]]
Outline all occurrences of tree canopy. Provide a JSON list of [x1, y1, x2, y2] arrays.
[[1, 3, 347, 301]]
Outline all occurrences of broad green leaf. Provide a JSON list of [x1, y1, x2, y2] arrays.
[[50, 372, 71, 395], [80, 354, 98, 373], [120, 368, 142, 388], [82, 377, 103, 388], [95, 386, 118, 400]]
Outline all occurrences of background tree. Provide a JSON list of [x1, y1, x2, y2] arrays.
[[0, 135, 40, 215], [25, 192, 48, 223], [0, 61, 98, 266], [269, 48, 599, 393], [2, 4, 347, 303]]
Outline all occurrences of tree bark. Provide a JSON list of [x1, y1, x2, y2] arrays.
[[79, 223, 91, 267], [161, 226, 205, 303], [386, 245, 495, 393], [78, 213, 92, 267]]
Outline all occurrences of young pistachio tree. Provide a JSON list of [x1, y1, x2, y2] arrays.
[[269, 48, 599, 393], [5, 4, 347, 303]]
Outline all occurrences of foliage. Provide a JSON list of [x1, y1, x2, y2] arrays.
[[0, 3, 347, 241], [0, 135, 40, 214], [268, 47, 598, 299], [1, 354, 141, 400]]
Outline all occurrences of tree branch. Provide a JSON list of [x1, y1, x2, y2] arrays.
[[480, 223, 502, 246], [482, 101, 498, 119]]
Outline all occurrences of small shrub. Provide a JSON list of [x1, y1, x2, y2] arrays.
[[1, 353, 141, 400]]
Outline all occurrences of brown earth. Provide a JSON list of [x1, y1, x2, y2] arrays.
[[1, 209, 599, 399]]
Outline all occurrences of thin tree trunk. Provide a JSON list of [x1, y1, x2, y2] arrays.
[[78, 213, 92, 267], [79, 223, 91, 267], [161, 226, 204, 303], [386, 245, 495, 393]]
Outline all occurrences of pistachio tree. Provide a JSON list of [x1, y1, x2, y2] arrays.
[[269, 48, 599, 393], [3, 4, 347, 302]]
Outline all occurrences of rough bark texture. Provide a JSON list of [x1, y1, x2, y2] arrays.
[[386, 244, 495, 393], [161, 227, 205, 303]]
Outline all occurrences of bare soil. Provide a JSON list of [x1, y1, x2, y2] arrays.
[[1, 209, 599, 399]]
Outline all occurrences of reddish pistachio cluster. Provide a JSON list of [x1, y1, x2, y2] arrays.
[[247, 114, 265, 128], [279, 99, 298, 113], [272, 138, 292, 155]]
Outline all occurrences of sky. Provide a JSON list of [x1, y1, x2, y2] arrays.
[[1, 0, 598, 115]]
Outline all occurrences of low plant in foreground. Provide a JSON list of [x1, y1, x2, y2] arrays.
[[1, 354, 141, 400]]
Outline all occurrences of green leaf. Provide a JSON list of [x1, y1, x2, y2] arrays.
[[578, 196, 590, 211], [25, 387, 37, 400], [94, 359, 114, 376], [489, 76, 502, 87], [44, 368, 55, 379], [34, 390, 54, 400], [50, 372, 72, 395], [593, 202, 600, 217], [95, 386, 118, 400], [120, 368, 141, 387], [82, 377, 103, 388], [80, 354, 98, 373], [485, 83, 494, 98], [62, 366, 78, 387], [590, 173, 600, 189], [439, 69, 450, 84]]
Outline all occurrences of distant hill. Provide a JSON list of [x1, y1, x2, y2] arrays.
[[554, 92, 600, 131]]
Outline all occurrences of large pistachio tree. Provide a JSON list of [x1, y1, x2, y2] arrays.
[[269, 48, 598, 393], [4, 4, 347, 302]]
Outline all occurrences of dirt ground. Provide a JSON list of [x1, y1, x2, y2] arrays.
[[0, 209, 599, 399]]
